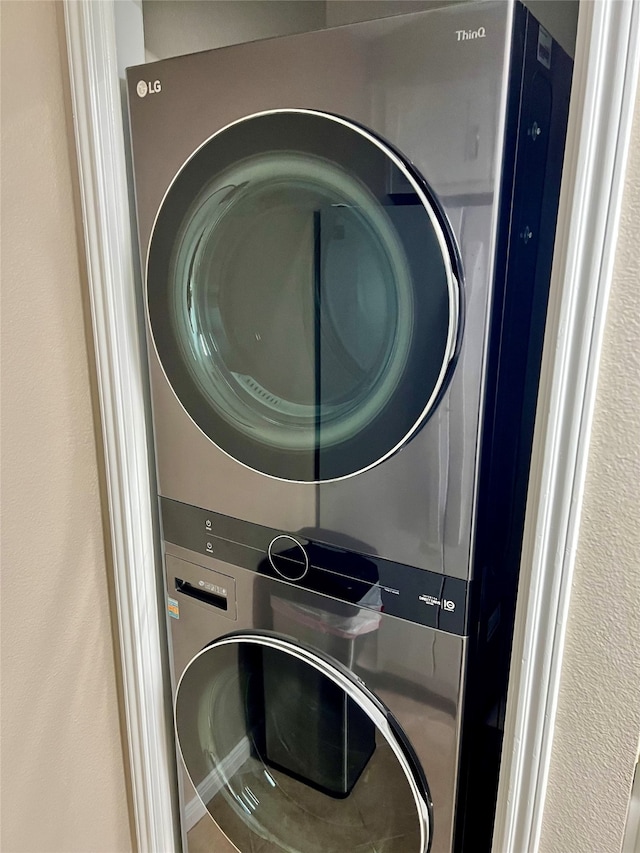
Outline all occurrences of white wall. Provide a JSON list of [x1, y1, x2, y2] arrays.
[[0, 3, 133, 851], [538, 93, 640, 853]]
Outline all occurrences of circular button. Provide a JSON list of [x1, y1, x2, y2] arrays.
[[268, 535, 309, 581]]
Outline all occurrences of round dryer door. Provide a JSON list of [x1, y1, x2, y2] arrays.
[[175, 632, 433, 853], [147, 110, 462, 481]]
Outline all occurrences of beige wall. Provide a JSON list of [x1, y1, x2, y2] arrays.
[[539, 94, 640, 852], [0, 3, 133, 852]]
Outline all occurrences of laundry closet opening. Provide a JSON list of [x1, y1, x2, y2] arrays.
[[126, 3, 579, 853]]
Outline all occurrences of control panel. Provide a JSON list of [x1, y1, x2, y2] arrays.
[[161, 497, 469, 636]]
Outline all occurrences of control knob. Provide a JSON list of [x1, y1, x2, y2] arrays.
[[268, 535, 309, 581]]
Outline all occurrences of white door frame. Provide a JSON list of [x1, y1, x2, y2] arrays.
[[63, 2, 640, 851]]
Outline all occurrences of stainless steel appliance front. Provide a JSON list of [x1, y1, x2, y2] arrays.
[[127, 4, 573, 850], [166, 542, 465, 853], [127, 2, 513, 580]]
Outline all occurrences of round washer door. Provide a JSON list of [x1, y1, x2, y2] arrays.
[[175, 632, 433, 853], [148, 109, 462, 482]]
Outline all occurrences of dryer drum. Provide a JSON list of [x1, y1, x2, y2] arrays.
[[147, 110, 462, 482], [174, 632, 433, 853]]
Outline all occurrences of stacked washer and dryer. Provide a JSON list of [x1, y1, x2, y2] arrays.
[[126, 3, 572, 851]]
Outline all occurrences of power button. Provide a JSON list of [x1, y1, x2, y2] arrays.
[[268, 535, 309, 581]]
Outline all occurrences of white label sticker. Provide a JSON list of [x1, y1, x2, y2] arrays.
[[537, 26, 552, 69]]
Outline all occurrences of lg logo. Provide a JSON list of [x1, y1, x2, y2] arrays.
[[137, 79, 162, 98]]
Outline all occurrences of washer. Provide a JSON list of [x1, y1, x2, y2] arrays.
[[164, 534, 457, 853], [126, 3, 572, 851]]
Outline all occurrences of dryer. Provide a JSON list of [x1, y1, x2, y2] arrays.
[[164, 524, 461, 853], [126, 2, 572, 851]]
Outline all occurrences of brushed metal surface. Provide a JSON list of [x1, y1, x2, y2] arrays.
[[164, 545, 465, 853], [128, 3, 511, 580]]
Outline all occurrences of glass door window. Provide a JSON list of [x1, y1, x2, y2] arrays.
[[147, 111, 462, 481], [175, 633, 432, 853]]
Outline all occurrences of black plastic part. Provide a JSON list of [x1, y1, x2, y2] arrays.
[[252, 642, 377, 798], [175, 578, 228, 611], [453, 7, 573, 852]]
